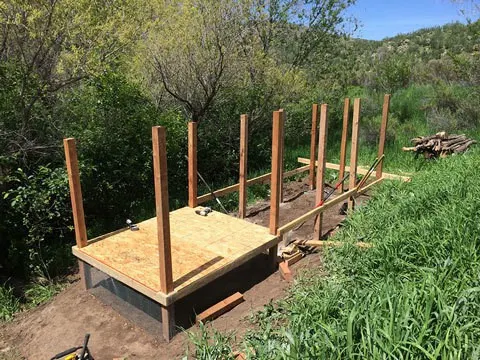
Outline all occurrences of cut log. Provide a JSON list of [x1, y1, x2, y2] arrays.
[[405, 132, 475, 158]]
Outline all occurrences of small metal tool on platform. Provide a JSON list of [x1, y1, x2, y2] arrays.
[[195, 207, 213, 216], [126, 219, 139, 231]]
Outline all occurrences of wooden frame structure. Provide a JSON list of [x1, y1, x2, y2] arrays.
[[65, 95, 407, 342]]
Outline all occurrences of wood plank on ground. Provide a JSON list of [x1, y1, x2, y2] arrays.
[[279, 261, 292, 282], [297, 158, 411, 182], [196, 292, 244, 323]]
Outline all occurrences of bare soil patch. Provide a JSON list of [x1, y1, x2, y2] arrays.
[[0, 177, 369, 359]]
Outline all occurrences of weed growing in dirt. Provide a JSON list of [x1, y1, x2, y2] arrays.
[[0, 285, 20, 321], [0, 281, 64, 322], [24, 281, 64, 308], [185, 322, 235, 359]]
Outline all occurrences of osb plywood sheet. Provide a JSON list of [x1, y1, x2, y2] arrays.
[[77, 207, 277, 296]]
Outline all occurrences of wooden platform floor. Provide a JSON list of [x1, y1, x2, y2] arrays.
[[73, 207, 278, 305]]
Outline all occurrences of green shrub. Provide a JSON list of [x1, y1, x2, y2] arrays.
[[4, 166, 72, 278]]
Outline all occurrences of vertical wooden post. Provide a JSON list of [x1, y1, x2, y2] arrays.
[[78, 261, 92, 290], [152, 126, 174, 295], [188, 122, 198, 208], [239, 114, 248, 219], [309, 104, 319, 190], [338, 98, 350, 193], [161, 304, 176, 342], [64, 138, 88, 249], [376, 94, 390, 179], [314, 104, 328, 240], [152, 126, 176, 342], [64, 138, 89, 291], [278, 109, 285, 203], [269, 111, 283, 270], [348, 98, 361, 211]]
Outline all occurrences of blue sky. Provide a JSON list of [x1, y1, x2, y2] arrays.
[[348, 0, 478, 40]]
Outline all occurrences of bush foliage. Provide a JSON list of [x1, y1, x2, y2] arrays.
[[0, 1, 479, 330]]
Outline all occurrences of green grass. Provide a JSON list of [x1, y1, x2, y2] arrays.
[[24, 281, 64, 308], [0, 280, 64, 322], [0, 285, 20, 321], [191, 149, 480, 359], [185, 323, 235, 359]]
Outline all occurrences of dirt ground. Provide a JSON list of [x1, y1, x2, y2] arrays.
[[0, 178, 368, 360]]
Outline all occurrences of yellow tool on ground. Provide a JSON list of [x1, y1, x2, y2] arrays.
[[50, 334, 93, 360]]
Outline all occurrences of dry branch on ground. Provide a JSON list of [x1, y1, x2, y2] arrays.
[[402, 131, 476, 158]]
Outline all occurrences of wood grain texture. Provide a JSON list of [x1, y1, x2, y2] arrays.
[[78, 260, 91, 290], [152, 126, 174, 294], [188, 122, 198, 208], [63, 138, 88, 248], [279, 261, 292, 282], [309, 104, 319, 190], [297, 158, 411, 182], [196, 292, 244, 323], [376, 94, 390, 179], [285, 252, 303, 266], [270, 111, 283, 235], [161, 304, 175, 342], [338, 98, 350, 193], [348, 98, 361, 211], [239, 114, 248, 219], [278, 109, 285, 203], [73, 206, 279, 305], [314, 104, 328, 240]]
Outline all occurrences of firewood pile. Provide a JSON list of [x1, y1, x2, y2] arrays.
[[402, 132, 476, 158]]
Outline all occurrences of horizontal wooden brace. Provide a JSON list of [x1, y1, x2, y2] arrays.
[[197, 165, 310, 204], [297, 157, 411, 182], [277, 177, 384, 236]]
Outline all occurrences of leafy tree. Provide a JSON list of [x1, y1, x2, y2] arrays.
[[140, 0, 356, 122], [0, 0, 145, 168]]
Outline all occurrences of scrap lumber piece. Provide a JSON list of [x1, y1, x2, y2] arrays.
[[279, 261, 292, 281], [403, 132, 476, 158], [233, 352, 247, 360], [286, 251, 303, 266], [196, 292, 244, 323]]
